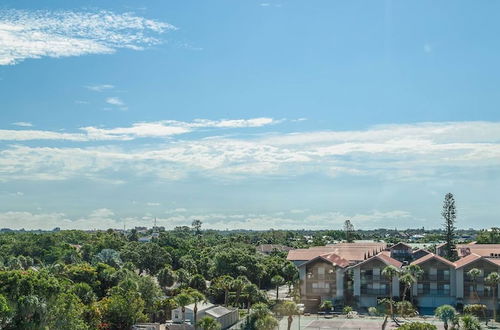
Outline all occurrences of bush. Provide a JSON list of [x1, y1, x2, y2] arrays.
[[368, 306, 378, 316], [460, 314, 481, 330], [398, 321, 437, 330], [395, 301, 418, 317], [343, 306, 353, 314], [463, 304, 487, 318]]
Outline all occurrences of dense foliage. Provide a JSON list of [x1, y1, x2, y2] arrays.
[[0, 225, 298, 329]]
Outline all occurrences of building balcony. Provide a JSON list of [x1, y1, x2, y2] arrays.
[[421, 275, 450, 282]]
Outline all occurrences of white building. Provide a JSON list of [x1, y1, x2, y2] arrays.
[[171, 302, 238, 329]]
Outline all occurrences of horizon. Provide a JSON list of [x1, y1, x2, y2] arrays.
[[2, 1, 500, 231]]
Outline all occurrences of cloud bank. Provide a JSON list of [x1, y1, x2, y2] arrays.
[[0, 9, 175, 65]]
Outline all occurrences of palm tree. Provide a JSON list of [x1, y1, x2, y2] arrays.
[[405, 264, 423, 301], [242, 283, 260, 313], [183, 289, 206, 330], [232, 276, 248, 308], [255, 314, 279, 330], [382, 265, 400, 318], [485, 272, 500, 323], [467, 268, 481, 303], [399, 273, 416, 302], [271, 275, 284, 302], [435, 305, 456, 330], [219, 275, 234, 307], [279, 301, 298, 330], [175, 292, 193, 324], [197, 316, 222, 330]]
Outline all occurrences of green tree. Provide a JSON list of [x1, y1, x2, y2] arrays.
[[157, 266, 177, 289], [0, 294, 12, 328], [190, 274, 208, 293], [460, 314, 481, 330], [100, 283, 147, 330], [255, 314, 278, 330], [485, 272, 500, 322], [467, 268, 481, 303], [182, 289, 206, 330], [242, 283, 260, 313], [434, 305, 456, 330], [175, 292, 193, 324], [47, 292, 88, 330], [197, 316, 222, 330], [271, 275, 284, 302], [279, 301, 298, 330], [282, 263, 299, 293], [219, 275, 234, 307], [441, 193, 457, 261], [232, 276, 249, 308], [192, 219, 203, 236], [382, 265, 399, 317], [343, 219, 355, 243]]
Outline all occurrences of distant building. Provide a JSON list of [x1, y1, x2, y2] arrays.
[[256, 244, 294, 255], [171, 302, 238, 329], [132, 324, 166, 330]]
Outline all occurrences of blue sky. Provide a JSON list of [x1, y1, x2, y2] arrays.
[[1, 1, 499, 230]]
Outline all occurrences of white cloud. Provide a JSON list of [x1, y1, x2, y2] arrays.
[[0, 208, 417, 230], [0, 9, 175, 65], [12, 122, 33, 127], [0, 121, 500, 182], [0, 117, 279, 142], [105, 97, 127, 110], [85, 84, 114, 92]]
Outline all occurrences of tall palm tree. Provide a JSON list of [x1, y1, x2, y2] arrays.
[[467, 268, 481, 303], [279, 301, 298, 330], [219, 275, 234, 307], [242, 283, 259, 313], [232, 276, 248, 308], [382, 265, 400, 318], [485, 272, 500, 323], [183, 289, 206, 330], [271, 275, 284, 302], [175, 292, 193, 324], [399, 273, 416, 302], [197, 316, 222, 330], [405, 264, 423, 301]]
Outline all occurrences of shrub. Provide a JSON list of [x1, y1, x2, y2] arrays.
[[396, 301, 418, 317], [343, 306, 353, 314], [368, 306, 378, 316], [460, 314, 481, 330], [398, 321, 437, 330], [463, 304, 487, 318]]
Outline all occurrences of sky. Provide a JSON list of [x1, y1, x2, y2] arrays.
[[1, 1, 500, 231]]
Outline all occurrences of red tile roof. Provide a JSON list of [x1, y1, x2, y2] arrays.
[[410, 253, 455, 267], [456, 244, 500, 257], [454, 253, 482, 268], [349, 252, 403, 269], [300, 253, 351, 268], [287, 242, 386, 263]]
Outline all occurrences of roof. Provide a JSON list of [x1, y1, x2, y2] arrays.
[[456, 244, 500, 257], [410, 253, 455, 267], [454, 253, 483, 268], [390, 242, 413, 250], [298, 253, 351, 268], [349, 252, 402, 269], [183, 302, 214, 312], [256, 244, 293, 253], [287, 242, 386, 263], [205, 306, 233, 318], [412, 249, 431, 256]]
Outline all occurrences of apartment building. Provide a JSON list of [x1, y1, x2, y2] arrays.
[[289, 242, 500, 313]]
